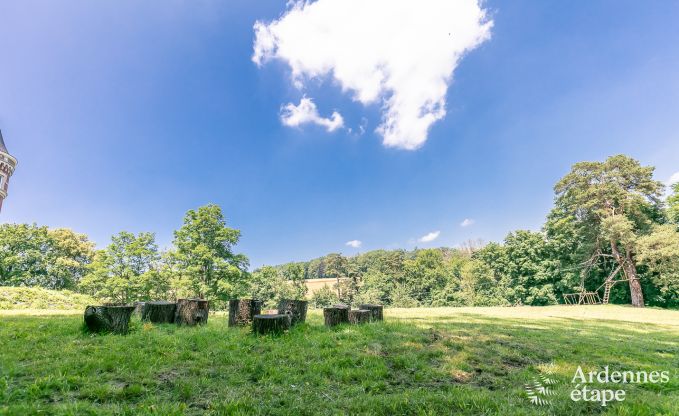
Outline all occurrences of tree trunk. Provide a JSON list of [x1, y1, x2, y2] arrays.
[[324, 305, 349, 327], [228, 299, 262, 327], [133, 302, 146, 317], [84, 305, 135, 334], [624, 251, 644, 308], [349, 309, 371, 324], [610, 240, 644, 307], [141, 301, 177, 323], [359, 304, 384, 321], [175, 298, 209, 326], [252, 314, 291, 335], [277, 299, 308, 326]]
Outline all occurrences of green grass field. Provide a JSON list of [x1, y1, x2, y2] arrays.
[[1, 306, 678, 415]]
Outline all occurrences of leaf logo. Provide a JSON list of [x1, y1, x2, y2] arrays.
[[540, 374, 558, 386], [524, 363, 559, 406]]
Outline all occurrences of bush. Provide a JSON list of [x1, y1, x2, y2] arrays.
[[310, 285, 338, 309], [0, 286, 98, 310]]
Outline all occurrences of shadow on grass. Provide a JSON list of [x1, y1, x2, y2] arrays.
[[0, 312, 677, 415]]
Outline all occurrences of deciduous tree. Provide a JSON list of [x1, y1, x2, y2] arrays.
[[0, 224, 94, 290], [171, 204, 249, 303], [79, 231, 164, 304]]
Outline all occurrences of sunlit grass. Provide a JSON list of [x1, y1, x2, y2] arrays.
[[1, 306, 677, 415]]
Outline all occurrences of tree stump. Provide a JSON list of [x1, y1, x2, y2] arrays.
[[175, 298, 209, 326], [141, 301, 177, 323], [359, 304, 384, 322], [277, 299, 308, 326], [84, 305, 135, 334], [324, 305, 349, 327], [228, 299, 262, 327], [252, 314, 291, 335], [349, 309, 371, 324]]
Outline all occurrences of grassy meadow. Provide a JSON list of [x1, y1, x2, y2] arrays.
[[1, 305, 678, 415], [0, 286, 96, 311]]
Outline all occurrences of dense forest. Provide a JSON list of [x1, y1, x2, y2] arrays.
[[1, 155, 678, 309]]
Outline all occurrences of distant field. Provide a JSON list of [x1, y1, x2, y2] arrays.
[[1, 305, 678, 415]]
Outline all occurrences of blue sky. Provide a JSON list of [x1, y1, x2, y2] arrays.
[[1, 0, 678, 268]]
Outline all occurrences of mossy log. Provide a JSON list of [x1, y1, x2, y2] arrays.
[[252, 314, 291, 335], [349, 309, 371, 324], [141, 301, 177, 323], [228, 299, 262, 327], [277, 299, 308, 326], [175, 298, 209, 326], [324, 305, 349, 327], [84, 305, 135, 334], [359, 304, 384, 322]]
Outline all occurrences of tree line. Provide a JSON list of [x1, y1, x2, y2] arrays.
[[267, 155, 679, 309], [0, 204, 249, 309], [1, 155, 678, 309]]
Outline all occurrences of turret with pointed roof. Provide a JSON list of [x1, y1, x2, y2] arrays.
[[0, 129, 18, 213], [0, 129, 8, 153]]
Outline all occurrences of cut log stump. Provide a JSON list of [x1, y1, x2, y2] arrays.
[[277, 299, 308, 326], [324, 305, 349, 327], [84, 305, 135, 334], [359, 304, 384, 322], [349, 309, 371, 324], [228, 299, 262, 327], [175, 298, 209, 326], [252, 314, 291, 335], [141, 301, 177, 324]]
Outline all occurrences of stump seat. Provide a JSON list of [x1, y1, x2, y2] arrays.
[[349, 309, 371, 324], [359, 304, 384, 322], [277, 299, 308, 326], [175, 299, 209, 326], [324, 305, 349, 327], [141, 301, 177, 323], [228, 299, 262, 327], [84, 305, 135, 334], [252, 314, 291, 335]]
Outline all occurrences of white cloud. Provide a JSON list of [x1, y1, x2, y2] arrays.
[[460, 218, 475, 227], [668, 171, 679, 185], [280, 97, 344, 132], [253, 0, 492, 150], [345, 240, 362, 248], [418, 230, 441, 243]]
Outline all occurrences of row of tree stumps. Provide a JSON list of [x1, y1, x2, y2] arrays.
[[228, 298, 309, 335], [84, 297, 384, 336], [228, 299, 384, 335], [83, 299, 209, 334]]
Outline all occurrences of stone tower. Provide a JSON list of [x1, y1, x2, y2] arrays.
[[0, 130, 18, 213]]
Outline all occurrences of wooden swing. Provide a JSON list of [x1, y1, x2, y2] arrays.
[[563, 291, 601, 305], [562, 263, 634, 305]]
